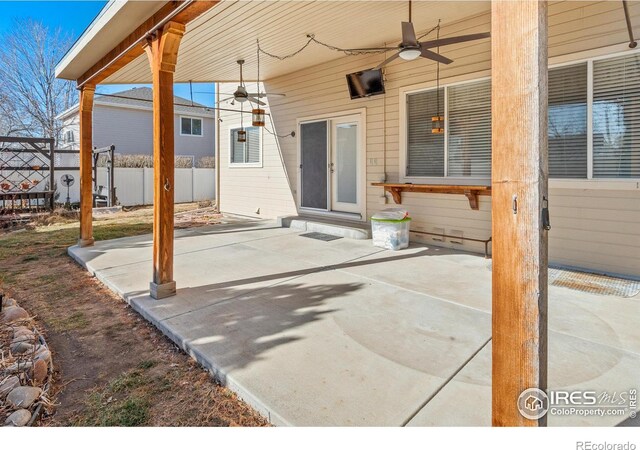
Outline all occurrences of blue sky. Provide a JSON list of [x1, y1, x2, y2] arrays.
[[0, 1, 215, 106]]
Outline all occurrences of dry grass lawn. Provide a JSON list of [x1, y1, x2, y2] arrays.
[[0, 204, 268, 426]]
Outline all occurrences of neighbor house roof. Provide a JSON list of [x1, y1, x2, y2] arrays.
[[57, 87, 215, 120]]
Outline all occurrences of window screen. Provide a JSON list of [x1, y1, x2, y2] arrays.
[[593, 54, 640, 178], [230, 127, 260, 164], [447, 79, 492, 177], [406, 88, 445, 177], [548, 63, 588, 178]]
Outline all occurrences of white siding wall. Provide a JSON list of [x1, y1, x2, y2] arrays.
[[218, 82, 298, 218], [217, 1, 640, 277]]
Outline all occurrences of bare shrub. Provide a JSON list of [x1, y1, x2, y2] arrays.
[[196, 156, 215, 169], [113, 154, 153, 168]]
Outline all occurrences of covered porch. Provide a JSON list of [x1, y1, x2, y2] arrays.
[[55, 0, 640, 426], [68, 220, 640, 426]]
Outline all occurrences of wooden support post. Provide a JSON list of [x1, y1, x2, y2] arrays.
[[491, 0, 549, 426], [144, 21, 185, 299], [78, 85, 95, 247]]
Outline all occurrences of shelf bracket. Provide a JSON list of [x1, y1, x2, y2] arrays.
[[389, 187, 403, 204], [464, 190, 479, 210]]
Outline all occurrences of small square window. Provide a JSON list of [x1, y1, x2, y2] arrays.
[[181, 117, 202, 136], [230, 127, 261, 166]]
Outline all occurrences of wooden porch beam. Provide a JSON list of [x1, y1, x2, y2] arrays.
[[78, 1, 218, 87], [491, 0, 549, 426], [144, 21, 185, 299], [78, 85, 95, 247]]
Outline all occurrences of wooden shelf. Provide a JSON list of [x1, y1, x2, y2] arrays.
[[371, 183, 492, 210]]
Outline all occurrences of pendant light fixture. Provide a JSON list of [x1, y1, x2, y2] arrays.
[[237, 102, 247, 143], [252, 40, 266, 127], [432, 21, 444, 134]]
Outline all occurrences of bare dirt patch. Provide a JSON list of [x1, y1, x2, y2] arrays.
[[0, 204, 268, 426]]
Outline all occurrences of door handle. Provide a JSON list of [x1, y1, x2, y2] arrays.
[[328, 162, 335, 174]]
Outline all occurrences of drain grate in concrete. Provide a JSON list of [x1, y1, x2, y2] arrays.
[[548, 268, 640, 298], [300, 232, 343, 242], [486, 263, 640, 298]]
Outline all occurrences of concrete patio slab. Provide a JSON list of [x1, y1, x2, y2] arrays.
[[68, 218, 640, 426], [407, 334, 640, 427]]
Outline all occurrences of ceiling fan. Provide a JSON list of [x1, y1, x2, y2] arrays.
[[221, 59, 286, 106], [351, 1, 490, 69]]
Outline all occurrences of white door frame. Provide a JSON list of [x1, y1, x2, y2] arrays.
[[297, 108, 367, 221], [331, 116, 361, 214]]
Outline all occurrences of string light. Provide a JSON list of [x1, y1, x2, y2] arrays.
[[257, 25, 439, 61]]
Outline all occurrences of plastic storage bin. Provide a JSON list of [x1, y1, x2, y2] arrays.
[[371, 209, 411, 250]]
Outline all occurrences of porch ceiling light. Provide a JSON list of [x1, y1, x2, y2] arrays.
[[237, 130, 247, 143], [399, 47, 421, 61], [252, 108, 266, 127]]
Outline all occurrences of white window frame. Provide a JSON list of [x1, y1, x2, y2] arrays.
[[399, 44, 640, 190], [228, 124, 263, 168], [180, 116, 203, 137], [400, 75, 492, 185]]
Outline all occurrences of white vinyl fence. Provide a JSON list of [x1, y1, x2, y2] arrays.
[[52, 168, 215, 206]]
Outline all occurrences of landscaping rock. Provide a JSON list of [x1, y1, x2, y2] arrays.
[[4, 409, 31, 427], [10, 341, 35, 354], [32, 359, 48, 385], [13, 327, 35, 339], [11, 335, 36, 346], [0, 376, 20, 399], [1, 306, 30, 323], [6, 386, 41, 409], [5, 361, 32, 373], [33, 346, 51, 363], [1, 297, 17, 308]]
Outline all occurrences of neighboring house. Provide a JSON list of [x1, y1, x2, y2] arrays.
[[56, 87, 215, 165]]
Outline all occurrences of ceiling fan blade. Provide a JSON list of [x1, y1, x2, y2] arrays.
[[420, 48, 453, 65], [420, 32, 491, 49], [401, 21, 418, 46], [248, 97, 267, 106], [250, 93, 287, 98], [375, 51, 400, 69], [220, 96, 235, 103]]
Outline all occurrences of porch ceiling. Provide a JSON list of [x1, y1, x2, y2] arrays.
[[60, 0, 492, 84]]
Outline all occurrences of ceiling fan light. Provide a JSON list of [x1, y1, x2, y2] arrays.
[[399, 48, 421, 61]]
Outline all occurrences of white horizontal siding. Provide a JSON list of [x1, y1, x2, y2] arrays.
[[218, 82, 298, 219]]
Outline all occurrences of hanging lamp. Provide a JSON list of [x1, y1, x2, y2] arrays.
[[237, 103, 247, 143], [252, 40, 266, 127], [432, 21, 444, 134]]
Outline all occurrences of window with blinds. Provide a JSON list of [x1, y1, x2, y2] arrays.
[[447, 79, 491, 177], [548, 63, 588, 178], [230, 127, 261, 165], [406, 88, 444, 177], [593, 54, 640, 178]]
